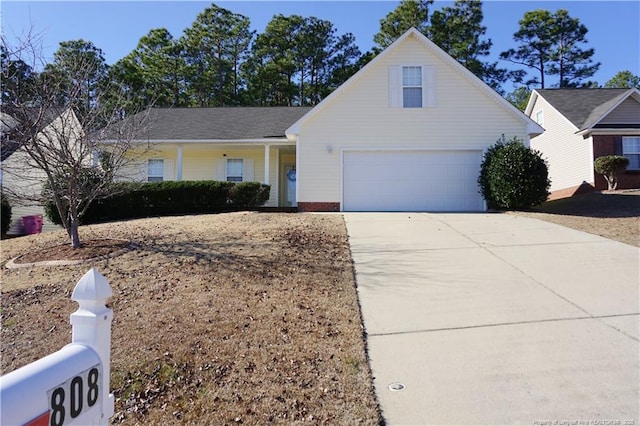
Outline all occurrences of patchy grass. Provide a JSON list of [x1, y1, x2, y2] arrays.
[[0, 213, 382, 424], [511, 190, 639, 247]]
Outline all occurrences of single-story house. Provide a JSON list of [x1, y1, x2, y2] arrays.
[[1, 109, 76, 234], [526, 88, 640, 199], [118, 28, 543, 212], [116, 107, 312, 209]]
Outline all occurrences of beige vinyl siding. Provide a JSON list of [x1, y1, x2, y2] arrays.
[[529, 96, 594, 192], [600, 97, 640, 125], [296, 35, 529, 204], [129, 144, 281, 207]]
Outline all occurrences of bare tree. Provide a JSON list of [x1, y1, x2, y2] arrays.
[[1, 33, 152, 248]]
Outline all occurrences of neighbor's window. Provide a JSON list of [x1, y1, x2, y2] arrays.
[[535, 110, 544, 126], [622, 136, 640, 170], [226, 159, 243, 182], [402, 66, 422, 108], [147, 159, 164, 182]]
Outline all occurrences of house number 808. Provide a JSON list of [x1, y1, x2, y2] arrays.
[[49, 367, 99, 426]]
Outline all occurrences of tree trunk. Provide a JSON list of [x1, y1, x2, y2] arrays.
[[68, 204, 82, 248], [70, 219, 81, 248]]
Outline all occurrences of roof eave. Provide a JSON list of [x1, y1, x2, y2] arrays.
[[102, 138, 292, 145], [577, 127, 640, 137], [527, 121, 545, 137]]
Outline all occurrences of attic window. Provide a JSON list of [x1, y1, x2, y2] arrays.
[[535, 110, 544, 126], [389, 65, 436, 108], [403, 66, 423, 108]]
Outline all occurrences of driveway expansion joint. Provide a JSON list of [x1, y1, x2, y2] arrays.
[[369, 313, 640, 340]]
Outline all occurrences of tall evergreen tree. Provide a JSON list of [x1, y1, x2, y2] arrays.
[[604, 71, 640, 89], [109, 28, 187, 112], [41, 39, 109, 119], [1, 44, 36, 105], [505, 86, 532, 111], [501, 9, 600, 88], [428, 0, 507, 93], [373, 0, 433, 50], [244, 14, 303, 106], [548, 9, 600, 87], [244, 14, 360, 106], [181, 4, 253, 106]]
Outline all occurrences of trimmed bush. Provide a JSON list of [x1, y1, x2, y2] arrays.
[[478, 135, 550, 210], [230, 182, 271, 209], [1, 193, 12, 235], [45, 180, 270, 225], [594, 155, 629, 190]]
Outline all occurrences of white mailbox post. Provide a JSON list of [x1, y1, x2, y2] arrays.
[[0, 269, 115, 426]]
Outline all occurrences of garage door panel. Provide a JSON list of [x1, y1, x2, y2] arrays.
[[343, 150, 483, 212]]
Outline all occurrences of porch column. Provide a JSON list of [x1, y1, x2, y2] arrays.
[[264, 144, 270, 184], [176, 145, 183, 181]]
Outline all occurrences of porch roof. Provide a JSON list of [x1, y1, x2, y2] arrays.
[[125, 107, 313, 141]]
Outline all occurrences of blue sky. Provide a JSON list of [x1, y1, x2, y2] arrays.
[[2, 1, 639, 92]]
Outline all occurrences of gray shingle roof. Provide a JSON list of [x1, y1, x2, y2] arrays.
[[536, 88, 633, 130], [132, 107, 313, 141]]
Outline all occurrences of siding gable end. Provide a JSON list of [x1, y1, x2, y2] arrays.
[[599, 96, 640, 125], [286, 28, 541, 138]]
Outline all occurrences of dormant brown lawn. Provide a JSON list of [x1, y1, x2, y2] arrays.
[[2, 190, 636, 423], [0, 213, 382, 424]]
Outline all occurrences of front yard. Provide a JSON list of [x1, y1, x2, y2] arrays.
[[1, 190, 636, 424], [511, 190, 639, 247], [0, 213, 382, 424]]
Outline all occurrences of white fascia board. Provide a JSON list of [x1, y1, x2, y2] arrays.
[[524, 90, 539, 116], [577, 128, 640, 137], [103, 138, 292, 145]]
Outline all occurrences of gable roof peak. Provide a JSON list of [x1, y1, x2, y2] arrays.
[[532, 88, 639, 130], [288, 27, 543, 137]]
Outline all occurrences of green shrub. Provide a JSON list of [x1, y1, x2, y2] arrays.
[[230, 182, 271, 208], [45, 180, 270, 225], [594, 155, 629, 190], [1, 193, 12, 235], [478, 135, 550, 210]]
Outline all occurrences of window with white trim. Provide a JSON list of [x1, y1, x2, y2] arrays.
[[226, 159, 243, 182], [622, 136, 640, 170], [147, 159, 164, 182], [389, 65, 435, 109], [535, 110, 544, 126], [402, 66, 422, 108]]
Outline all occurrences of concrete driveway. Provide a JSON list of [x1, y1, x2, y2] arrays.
[[344, 213, 639, 425]]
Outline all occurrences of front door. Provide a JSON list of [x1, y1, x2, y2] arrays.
[[281, 164, 297, 207]]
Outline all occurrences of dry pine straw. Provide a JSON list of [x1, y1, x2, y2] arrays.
[[0, 213, 383, 425]]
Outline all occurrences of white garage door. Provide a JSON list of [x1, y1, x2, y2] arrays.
[[343, 150, 484, 212]]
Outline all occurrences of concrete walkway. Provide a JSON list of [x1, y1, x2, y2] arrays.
[[344, 213, 639, 425]]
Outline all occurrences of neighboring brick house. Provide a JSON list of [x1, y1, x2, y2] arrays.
[[526, 88, 640, 199]]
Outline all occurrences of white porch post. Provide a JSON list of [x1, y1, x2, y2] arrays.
[[264, 144, 270, 184], [176, 145, 183, 181]]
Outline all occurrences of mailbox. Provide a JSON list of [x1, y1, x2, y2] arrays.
[[0, 269, 114, 426]]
